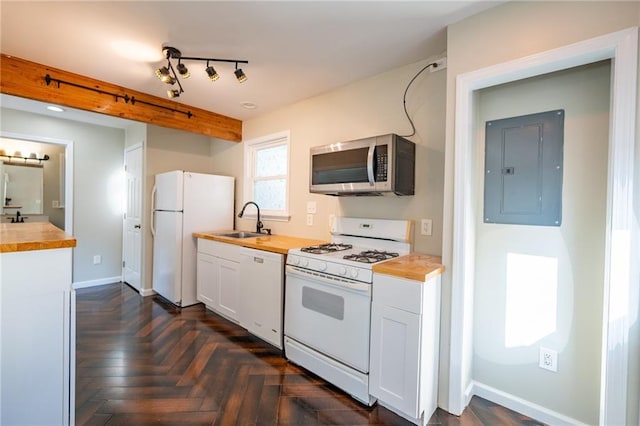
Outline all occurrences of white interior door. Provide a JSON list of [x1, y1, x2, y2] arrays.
[[123, 144, 143, 291]]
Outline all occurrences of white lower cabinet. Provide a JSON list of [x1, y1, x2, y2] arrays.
[[1, 247, 75, 425], [239, 247, 284, 349], [370, 272, 441, 426], [196, 239, 242, 322], [196, 239, 284, 348]]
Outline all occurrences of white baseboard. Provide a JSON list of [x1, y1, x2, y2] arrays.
[[471, 381, 588, 426], [73, 276, 121, 289], [139, 288, 155, 297]]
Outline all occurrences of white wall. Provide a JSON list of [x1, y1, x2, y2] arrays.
[[473, 61, 610, 425], [214, 56, 447, 256], [443, 1, 640, 423], [0, 108, 125, 285]]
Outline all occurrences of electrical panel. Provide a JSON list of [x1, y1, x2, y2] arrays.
[[483, 109, 564, 226]]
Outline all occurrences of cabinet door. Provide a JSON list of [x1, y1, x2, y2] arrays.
[[216, 258, 240, 321], [239, 249, 284, 348], [196, 252, 218, 309], [370, 302, 421, 418]]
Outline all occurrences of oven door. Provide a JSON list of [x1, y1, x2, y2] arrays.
[[284, 265, 371, 373]]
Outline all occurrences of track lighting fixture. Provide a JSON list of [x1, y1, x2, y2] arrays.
[[154, 46, 248, 98]]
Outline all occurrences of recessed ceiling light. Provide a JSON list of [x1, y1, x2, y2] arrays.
[[47, 106, 64, 112], [240, 101, 257, 110]]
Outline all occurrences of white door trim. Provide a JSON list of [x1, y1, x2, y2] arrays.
[[448, 27, 638, 425], [0, 131, 74, 234]]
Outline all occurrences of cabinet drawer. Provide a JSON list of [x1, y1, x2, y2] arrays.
[[372, 273, 423, 314], [197, 238, 243, 261]]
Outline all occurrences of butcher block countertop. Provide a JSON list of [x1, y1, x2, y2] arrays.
[[0, 222, 77, 253], [373, 253, 444, 282], [193, 231, 326, 255]]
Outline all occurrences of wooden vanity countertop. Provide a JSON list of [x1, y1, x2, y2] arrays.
[[193, 231, 326, 255], [373, 253, 444, 282], [0, 222, 77, 253]]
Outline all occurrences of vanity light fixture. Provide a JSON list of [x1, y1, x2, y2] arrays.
[[154, 46, 248, 99]]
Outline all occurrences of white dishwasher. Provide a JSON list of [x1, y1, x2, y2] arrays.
[[239, 247, 285, 349]]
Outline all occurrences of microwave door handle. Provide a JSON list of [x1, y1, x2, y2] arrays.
[[366, 144, 375, 186]]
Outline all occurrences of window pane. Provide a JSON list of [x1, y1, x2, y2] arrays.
[[254, 179, 286, 210], [256, 145, 287, 177]]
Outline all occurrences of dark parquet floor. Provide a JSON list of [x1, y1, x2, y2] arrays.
[[76, 283, 545, 426]]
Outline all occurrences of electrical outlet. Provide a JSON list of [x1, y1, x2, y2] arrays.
[[93, 255, 102, 265], [306, 201, 317, 214], [430, 57, 447, 73], [421, 219, 433, 236], [306, 214, 313, 226], [539, 347, 558, 372]]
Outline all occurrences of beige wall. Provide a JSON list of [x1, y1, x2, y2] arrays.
[[443, 0, 639, 422], [141, 124, 220, 292], [214, 56, 447, 256], [473, 61, 610, 425]]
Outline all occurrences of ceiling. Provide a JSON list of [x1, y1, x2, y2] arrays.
[[1, 1, 501, 125]]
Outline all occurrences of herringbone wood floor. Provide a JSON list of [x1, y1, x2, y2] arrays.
[[76, 283, 545, 425]]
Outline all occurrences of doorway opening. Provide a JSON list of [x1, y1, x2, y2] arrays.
[[0, 132, 74, 234], [448, 27, 638, 425]]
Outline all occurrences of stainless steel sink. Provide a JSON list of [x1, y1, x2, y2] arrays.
[[218, 231, 264, 238]]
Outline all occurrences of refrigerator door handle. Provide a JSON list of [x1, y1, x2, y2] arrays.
[[150, 183, 157, 237]]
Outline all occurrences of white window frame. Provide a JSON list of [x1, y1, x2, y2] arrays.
[[243, 130, 290, 221]]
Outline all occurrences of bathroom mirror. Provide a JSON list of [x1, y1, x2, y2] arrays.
[[1, 163, 44, 214]]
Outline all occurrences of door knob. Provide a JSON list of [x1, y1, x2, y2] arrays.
[[134, 224, 141, 229]]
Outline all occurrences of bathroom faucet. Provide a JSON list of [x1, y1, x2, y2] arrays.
[[238, 201, 263, 234]]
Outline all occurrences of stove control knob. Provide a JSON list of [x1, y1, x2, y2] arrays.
[[301, 258, 309, 267], [289, 255, 299, 266], [318, 262, 327, 271], [350, 269, 359, 278], [339, 267, 347, 276]]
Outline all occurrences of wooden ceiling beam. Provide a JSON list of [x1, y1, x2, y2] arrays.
[[0, 54, 242, 142]]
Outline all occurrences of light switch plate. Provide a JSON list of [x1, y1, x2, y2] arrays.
[[421, 219, 433, 236]]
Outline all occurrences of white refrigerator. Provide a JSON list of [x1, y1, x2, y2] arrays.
[[151, 170, 234, 307]]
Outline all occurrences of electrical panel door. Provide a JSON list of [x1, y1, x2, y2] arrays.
[[484, 109, 564, 226]]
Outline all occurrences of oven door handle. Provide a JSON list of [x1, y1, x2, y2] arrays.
[[366, 143, 375, 186], [286, 265, 371, 295]]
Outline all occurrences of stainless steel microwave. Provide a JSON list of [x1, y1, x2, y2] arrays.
[[309, 133, 415, 196]]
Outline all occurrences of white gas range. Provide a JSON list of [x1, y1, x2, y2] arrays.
[[284, 217, 412, 405]]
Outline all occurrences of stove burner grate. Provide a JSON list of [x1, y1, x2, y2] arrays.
[[300, 243, 353, 254], [343, 250, 400, 264]]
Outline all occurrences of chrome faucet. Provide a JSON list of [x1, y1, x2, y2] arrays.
[[238, 201, 263, 234]]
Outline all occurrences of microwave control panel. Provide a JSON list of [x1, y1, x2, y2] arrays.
[[375, 147, 388, 181]]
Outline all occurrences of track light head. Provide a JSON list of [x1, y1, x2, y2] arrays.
[[156, 66, 177, 84], [176, 62, 190, 79], [234, 67, 247, 83], [167, 89, 181, 98], [155, 66, 170, 81], [205, 65, 220, 81]]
